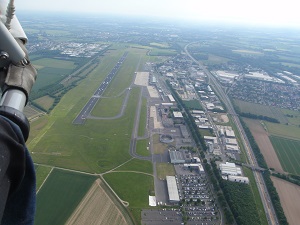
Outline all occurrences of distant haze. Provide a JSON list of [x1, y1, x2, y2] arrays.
[[16, 0, 300, 28]]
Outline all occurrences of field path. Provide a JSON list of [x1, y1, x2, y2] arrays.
[[244, 118, 284, 173]]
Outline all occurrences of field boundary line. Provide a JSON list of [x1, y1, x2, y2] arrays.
[[37, 167, 53, 194], [107, 170, 154, 177], [34, 163, 97, 176]]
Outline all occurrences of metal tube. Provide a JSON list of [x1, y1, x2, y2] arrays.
[[0, 21, 25, 67], [0, 89, 26, 112]]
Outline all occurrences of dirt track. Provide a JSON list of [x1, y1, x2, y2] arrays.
[[66, 179, 128, 225], [244, 118, 284, 173], [271, 176, 300, 225]]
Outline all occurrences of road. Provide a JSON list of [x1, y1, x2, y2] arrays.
[[73, 52, 128, 125], [184, 43, 278, 225]]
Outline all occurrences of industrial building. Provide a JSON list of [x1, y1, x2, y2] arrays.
[[225, 138, 238, 146], [228, 175, 249, 184], [225, 129, 235, 138], [183, 163, 205, 173], [166, 176, 180, 203], [169, 150, 186, 164], [219, 162, 242, 176]]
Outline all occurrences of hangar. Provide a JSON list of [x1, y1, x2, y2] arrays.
[[166, 176, 180, 203]]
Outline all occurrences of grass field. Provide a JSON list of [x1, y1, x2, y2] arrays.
[[152, 134, 171, 154], [103, 172, 154, 224], [136, 139, 151, 157], [29, 46, 154, 173], [149, 42, 171, 48], [234, 99, 287, 123], [115, 158, 153, 174], [35, 165, 52, 191], [138, 97, 147, 137], [35, 169, 96, 225], [33, 58, 76, 69], [203, 54, 230, 65], [280, 108, 300, 126], [270, 136, 300, 175], [91, 93, 126, 117], [183, 99, 203, 110], [34, 95, 55, 111], [232, 49, 264, 55], [149, 48, 177, 56], [265, 122, 300, 140], [156, 163, 175, 180]]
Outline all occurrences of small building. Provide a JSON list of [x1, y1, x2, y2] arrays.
[[168, 95, 175, 103], [183, 163, 205, 173], [226, 145, 239, 152], [173, 111, 183, 118], [225, 129, 235, 138], [228, 175, 249, 184], [225, 138, 238, 146], [166, 176, 180, 203], [191, 110, 205, 114], [204, 136, 218, 144]]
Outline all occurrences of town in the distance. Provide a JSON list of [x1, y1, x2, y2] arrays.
[[21, 12, 300, 225]]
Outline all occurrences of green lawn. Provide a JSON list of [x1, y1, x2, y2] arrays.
[[35, 165, 52, 191], [136, 139, 151, 157], [103, 172, 154, 224], [183, 99, 203, 110], [149, 48, 177, 56], [33, 58, 76, 69], [156, 163, 175, 180], [115, 158, 153, 174], [35, 169, 95, 225], [91, 93, 125, 117], [270, 136, 300, 175], [138, 97, 147, 137]]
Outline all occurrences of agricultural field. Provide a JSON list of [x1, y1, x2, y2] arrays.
[[103, 172, 154, 224], [271, 176, 300, 225], [33, 95, 55, 111], [232, 49, 264, 56], [203, 54, 230, 65], [265, 122, 300, 140], [35, 169, 96, 225], [35, 165, 52, 191], [234, 99, 287, 123], [24, 105, 43, 120], [66, 179, 131, 225], [270, 136, 300, 175], [244, 118, 284, 173]]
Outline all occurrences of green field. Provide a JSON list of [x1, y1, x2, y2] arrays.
[[183, 99, 203, 110], [34, 95, 55, 111], [156, 163, 175, 180], [138, 97, 147, 137], [270, 136, 300, 175], [115, 158, 153, 174], [91, 93, 126, 117], [149, 48, 177, 56], [265, 122, 300, 140], [29, 46, 155, 173], [136, 139, 151, 157], [103, 172, 154, 224], [35, 165, 52, 191], [234, 99, 287, 123], [33, 58, 76, 69], [35, 169, 95, 225]]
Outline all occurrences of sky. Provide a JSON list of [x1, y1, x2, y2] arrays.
[[16, 0, 300, 27]]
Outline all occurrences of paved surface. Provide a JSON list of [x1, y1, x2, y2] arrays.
[[73, 52, 128, 125]]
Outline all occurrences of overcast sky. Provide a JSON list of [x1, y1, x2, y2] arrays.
[[16, 0, 300, 27]]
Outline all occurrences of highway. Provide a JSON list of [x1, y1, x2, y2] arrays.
[[184, 43, 279, 225], [73, 52, 128, 125]]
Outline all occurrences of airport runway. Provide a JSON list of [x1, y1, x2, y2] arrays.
[[73, 52, 128, 125]]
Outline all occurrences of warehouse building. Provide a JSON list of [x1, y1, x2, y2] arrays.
[[169, 150, 186, 164], [228, 175, 249, 184], [166, 176, 180, 203], [219, 162, 242, 176]]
